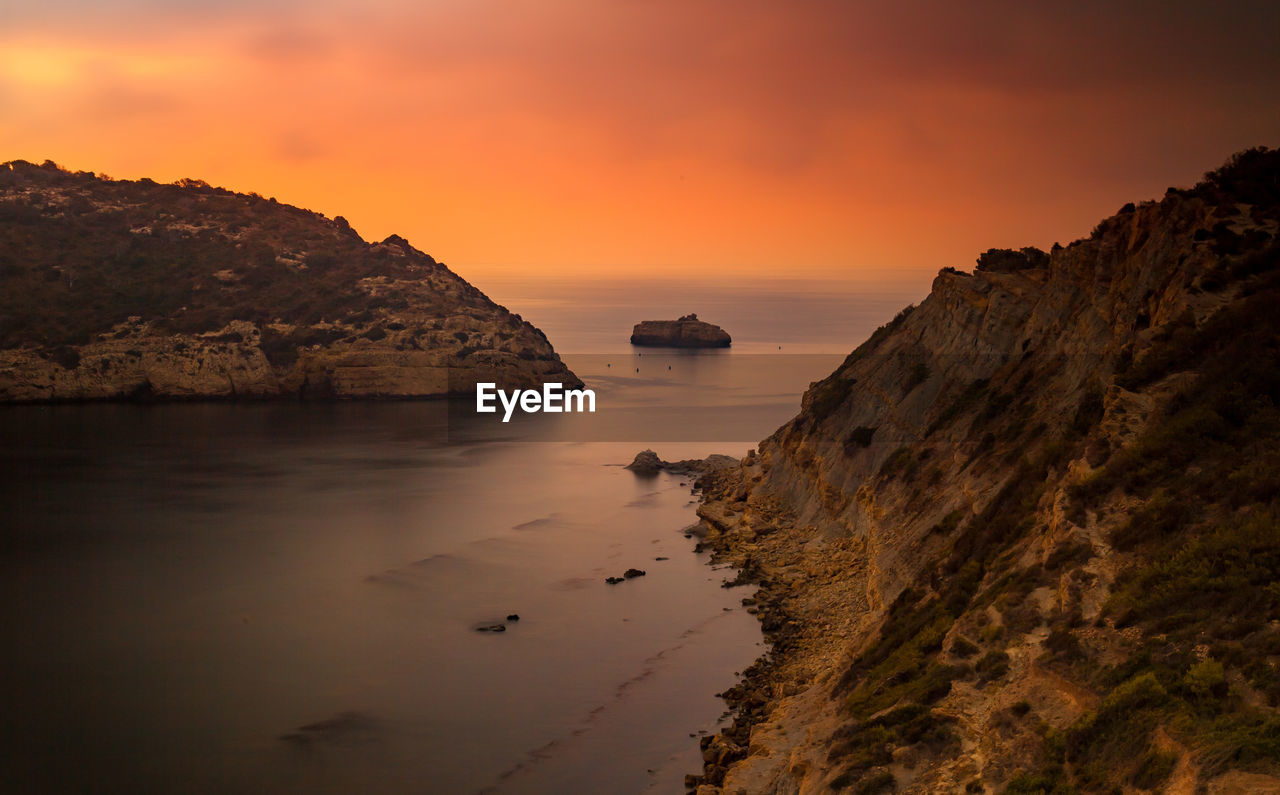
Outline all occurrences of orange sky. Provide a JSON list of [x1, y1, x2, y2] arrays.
[[2, 1, 1278, 283]]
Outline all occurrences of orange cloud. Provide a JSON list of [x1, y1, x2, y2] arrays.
[[2, 1, 1278, 283]]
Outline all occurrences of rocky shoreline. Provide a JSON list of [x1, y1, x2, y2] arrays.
[[629, 447, 885, 792], [681, 455, 849, 793], [625, 449, 795, 790]]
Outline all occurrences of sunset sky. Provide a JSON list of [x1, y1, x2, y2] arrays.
[[3, 0, 1278, 282]]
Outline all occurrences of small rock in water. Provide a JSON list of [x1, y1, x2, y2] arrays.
[[476, 623, 507, 632], [605, 576, 624, 584], [624, 449, 664, 476], [623, 568, 646, 579], [655, 556, 669, 561], [506, 614, 520, 621]]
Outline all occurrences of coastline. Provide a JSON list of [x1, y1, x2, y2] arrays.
[[683, 455, 867, 793]]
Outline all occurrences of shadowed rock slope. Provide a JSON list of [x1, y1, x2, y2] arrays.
[[688, 148, 1280, 794], [0, 160, 577, 401]]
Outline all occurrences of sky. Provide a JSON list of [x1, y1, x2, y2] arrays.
[[2, 0, 1278, 283]]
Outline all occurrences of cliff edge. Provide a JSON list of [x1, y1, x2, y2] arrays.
[[687, 148, 1280, 793], [0, 160, 578, 401]]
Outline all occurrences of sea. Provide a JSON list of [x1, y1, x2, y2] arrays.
[[0, 276, 926, 794]]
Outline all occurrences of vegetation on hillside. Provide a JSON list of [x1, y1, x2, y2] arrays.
[[818, 148, 1280, 792], [0, 159, 549, 361]]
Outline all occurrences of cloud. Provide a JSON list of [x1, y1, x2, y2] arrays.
[[1, 0, 1277, 276], [273, 129, 327, 162], [242, 25, 336, 64]]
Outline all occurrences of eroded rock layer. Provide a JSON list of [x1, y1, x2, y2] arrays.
[[687, 148, 1280, 793]]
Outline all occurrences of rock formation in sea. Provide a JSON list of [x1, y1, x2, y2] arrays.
[[0, 160, 578, 401], [685, 147, 1280, 793], [630, 313, 731, 348], [625, 449, 738, 476]]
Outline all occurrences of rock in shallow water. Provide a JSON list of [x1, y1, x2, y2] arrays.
[[624, 449, 739, 477], [624, 449, 665, 476]]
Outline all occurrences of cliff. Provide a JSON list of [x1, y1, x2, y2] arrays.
[[687, 148, 1280, 794], [0, 160, 577, 401], [631, 313, 732, 347]]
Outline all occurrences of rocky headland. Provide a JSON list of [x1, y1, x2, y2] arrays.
[[683, 148, 1280, 793], [631, 314, 732, 348], [0, 160, 577, 401]]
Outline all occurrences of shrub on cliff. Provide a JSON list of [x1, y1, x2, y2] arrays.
[[1196, 146, 1280, 211], [974, 247, 1048, 273]]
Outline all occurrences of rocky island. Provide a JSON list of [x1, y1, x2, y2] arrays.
[[0, 160, 578, 401], [630, 313, 731, 348], [684, 148, 1280, 793]]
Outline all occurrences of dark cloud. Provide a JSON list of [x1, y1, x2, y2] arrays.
[[352, 1, 1278, 146]]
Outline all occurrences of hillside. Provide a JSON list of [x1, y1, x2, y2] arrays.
[[687, 148, 1280, 794], [0, 160, 576, 400]]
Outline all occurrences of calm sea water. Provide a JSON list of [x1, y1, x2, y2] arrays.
[[0, 277, 923, 794], [482, 275, 924, 354]]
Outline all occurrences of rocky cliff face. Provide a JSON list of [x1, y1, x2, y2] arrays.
[[0, 160, 577, 401], [687, 148, 1280, 794], [631, 313, 732, 347]]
